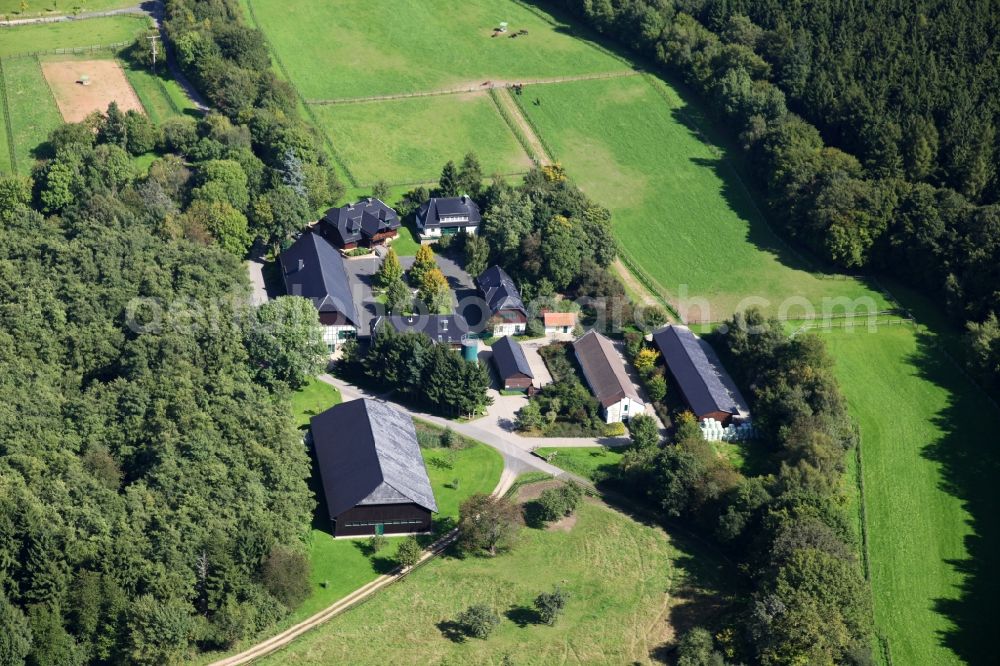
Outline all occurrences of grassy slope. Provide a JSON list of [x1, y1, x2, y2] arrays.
[[288, 377, 341, 429], [119, 59, 196, 125], [246, 0, 625, 99], [0, 15, 150, 58], [534, 446, 623, 482], [517, 75, 890, 318], [3, 57, 61, 174], [310, 92, 532, 186], [260, 500, 693, 665], [821, 324, 1000, 665]]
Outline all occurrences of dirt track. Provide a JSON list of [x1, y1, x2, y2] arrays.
[[42, 59, 143, 122]]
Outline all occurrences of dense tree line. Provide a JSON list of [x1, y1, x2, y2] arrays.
[[542, 0, 1000, 390], [616, 309, 871, 663], [162, 0, 343, 250], [0, 128, 320, 661]]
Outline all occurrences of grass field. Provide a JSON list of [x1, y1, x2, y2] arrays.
[[534, 446, 623, 482], [0, 15, 149, 58], [246, 0, 626, 99], [261, 495, 722, 665], [120, 59, 197, 124], [821, 324, 1000, 665], [288, 377, 341, 429], [2, 57, 62, 173], [516, 75, 891, 318], [311, 92, 532, 185], [0, 0, 136, 19]]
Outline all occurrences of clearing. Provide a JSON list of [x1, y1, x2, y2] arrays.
[[821, 323, 1000, 665], [310, 91, 533, 186], [42, 58, 143, 121], [257, 483, 730, 665], [245, 0, 625, 99], [515, 74, 891, 319]]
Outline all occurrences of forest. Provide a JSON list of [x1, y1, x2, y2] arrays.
[[545, 0, 1000, 391]]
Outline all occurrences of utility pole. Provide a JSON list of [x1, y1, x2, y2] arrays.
[[147, 33, 159, 74]]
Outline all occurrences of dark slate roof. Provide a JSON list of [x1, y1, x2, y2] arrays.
[[652, 325, 750, 419], [311, 399, 437, 517], [491, 335, 533, 380], [477, 265, 527, 316], [279, 231, 360, 327], [321, 198, 399, 246], [416, 196, 482, 229], [573, 330, 642, 407], [371, 314, 471, 346]]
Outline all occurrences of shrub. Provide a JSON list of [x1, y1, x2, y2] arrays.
[[537, 482, 584, 522], [457, 494, 523, 556], [366, 534, 387, 554], [395, 536, 423, 568], [440, 427, 456, 448], [456, 604, 500, 639], [533, 587, 570, 625], [602, 421, 627, 437], [260, 545, 310, 609], [347, 247, 372, 257]]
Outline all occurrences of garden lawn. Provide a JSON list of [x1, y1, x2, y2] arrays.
[[260, 498, 710, 665], [245, 0, 626, 99], [821, 324, 1000, 665], [0, 15, 150, 58], [516, 75, 891, 318], [311, 92, 532, 186], [288, 377, 342, 429], [2, 57, 62, 174], [535, 446, 623, 482]]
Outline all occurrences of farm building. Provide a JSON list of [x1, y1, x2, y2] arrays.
[[476, 265, 528, 336], [543, 311, 577, 335], [652, 325, 750, 426], [311, 398, 437, 537], [371, 313, 471, 350], [319, 198, 401, 249], [573, 330, 645, 423], [416, 196, 481, 239], [280, 231, 360, 351], [490, 335, 533, 390]]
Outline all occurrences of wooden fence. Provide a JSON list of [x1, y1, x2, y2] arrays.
[[0, 40, 132, 62]]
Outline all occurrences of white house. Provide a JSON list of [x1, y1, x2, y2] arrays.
[[573, 329, 645, 424], [415, 196, 481, 239]]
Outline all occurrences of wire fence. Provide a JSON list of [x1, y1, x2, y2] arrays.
[[0, 40, 132, 62], [0, 59, 16, 173], [487, 87, 541, 165], [616, 249, 682, 320]]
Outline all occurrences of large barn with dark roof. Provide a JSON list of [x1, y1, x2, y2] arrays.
[[311, 398, 437, 537], [279, 230, 360, 351], [652, 325, 750, 426]]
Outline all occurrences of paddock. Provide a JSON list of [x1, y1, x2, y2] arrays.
[[41, 58, 143, 122]]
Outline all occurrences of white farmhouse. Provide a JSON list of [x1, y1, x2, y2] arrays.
[[415, 196, 481, 239]]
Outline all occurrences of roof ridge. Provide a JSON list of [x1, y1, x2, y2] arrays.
[[358, 399, 387, 486]]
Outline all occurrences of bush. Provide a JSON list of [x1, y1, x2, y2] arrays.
[[366, 534, 387, 554], [261, 546, 310, 609], [396, 536, 423, 568], [537, 482, 584, 522], [457, 494, 523, 556], [533, 587, 569, 625], [456, 604, 500, 639], [602, 421, 627, 437], [347, 247, 372, 257]]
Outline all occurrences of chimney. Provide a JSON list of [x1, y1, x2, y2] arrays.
[[297, 259, 305, 271]]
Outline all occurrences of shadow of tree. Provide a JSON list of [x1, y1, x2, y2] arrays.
[[505, 604, 541, 628], [907, 328, 1000, 664], [436, 619, 467, 643]]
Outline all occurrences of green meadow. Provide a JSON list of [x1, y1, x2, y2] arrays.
[[245, 0, 626, 99], [2, 57, 62, 174], [0, 0, 135, 19], [311, 92, 532, 186], [260, 495, 725, 665], [0, 14, 149, 57], [821, 323, 1000, 665], [516, 75, 890, 318]]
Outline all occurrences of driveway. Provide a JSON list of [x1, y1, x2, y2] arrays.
[[519, 339, 554, 387]]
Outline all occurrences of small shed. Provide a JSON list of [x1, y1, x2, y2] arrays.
[[491, 335, 533, 391], [543, 311, 576, 334]]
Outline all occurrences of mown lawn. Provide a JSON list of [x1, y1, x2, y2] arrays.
[[821, 324, 1000, 665], [0, 15, 150, 58], [246, 0, 626, 99], [516, 75, 891, 319], [288, 377, 341, 429], [535, 446, 623, 482], [119, 59, 196, 125], [2, 57, 62, 174], [260, 496, 718, 665], [0, 90, 12, 173], [311, 92, 532, 186]]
